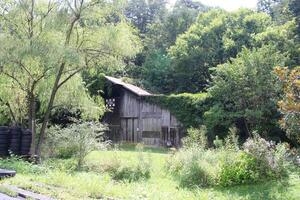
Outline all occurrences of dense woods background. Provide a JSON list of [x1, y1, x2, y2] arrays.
[[0, 0, 300, 155]]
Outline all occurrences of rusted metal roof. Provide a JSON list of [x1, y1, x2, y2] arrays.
[[104, 76, 153, 96]]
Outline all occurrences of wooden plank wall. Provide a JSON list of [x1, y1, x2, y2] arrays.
[[118, 89, 182, 146], [119, 91, 139, 118]]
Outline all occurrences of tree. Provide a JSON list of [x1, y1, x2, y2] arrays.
[[127, 0, 208, 93], [274, 66, 300, 143], [290, 0, 300, 38], [0, 0, 140, 157], [145, 0, 208, 50], [140, 50, 172, 93], [257, 0, 293, 24], [168, 9, 274, 93], [125, 0, 167, 35], [253, 20, 300, 66], [205, 46, 286, 139]]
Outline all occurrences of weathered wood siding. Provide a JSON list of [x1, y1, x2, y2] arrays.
[[110, 88, 182, 146], [119, 91, 139, 118]]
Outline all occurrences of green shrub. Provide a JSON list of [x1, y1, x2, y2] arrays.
[[224, 126, 239, 151], [243, 133, 291, 178], [107, 155, 151, 182], [85, 151, 151, 182], [219, 134, 292, 186], [108, 164, 150, 182], [177, 159, 212, 187], [44, 121, 109, 169], [56, 145, 79, 159], [219, 152, 260, 186], [213, 136, 224, 148], [166, 147, 226, 187], [182, 126, 208, 148], [167, 133, 292, 188]]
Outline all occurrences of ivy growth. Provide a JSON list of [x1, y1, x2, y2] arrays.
[[145, 93, 210, 128]]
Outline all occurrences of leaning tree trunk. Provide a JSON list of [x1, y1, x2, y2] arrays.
[[34, 10, 80, 158], [34, 64, 65, 157]]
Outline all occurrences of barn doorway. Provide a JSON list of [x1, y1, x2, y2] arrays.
[[162, 127, 178, 147], [121, 118, 138, 142], [161, 126, 168, 145]]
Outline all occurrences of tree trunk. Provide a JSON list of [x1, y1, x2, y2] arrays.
[[35, 63, 65, 157], [28, 92, 36, 155], [34, 10, 80, 158]]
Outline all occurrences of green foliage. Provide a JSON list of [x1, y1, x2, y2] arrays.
[[167, 134, 292, 188], [140, 50, 172, 93], [219, 135, 292, 186], [168, 9, 274, 93], [206, 46, 286, 138], [219, 152, 261, 186], [213, 136, 224, 149], [182, 126, 208, 148], [254, 21, 300, 66], [44, 159, 78, 172], [86, 150, 151, 182], [274, 66, 300, 144], [224, 126, 240, 151], [166, 147, 232, 187], [243, 133, 291, 177], [125, 0, 167, 34], [44, 122, 109, 169], [145, 0, 207, 50], [0, 148, 299, 199], [126, 0, 208, 94], [146, 93, 210, 128], [0, 155, 45, 174], [0, 0, 141, 153], [290, 0, 300, 38], [108, 163, 151, 182], [257, 0, 293, 24]]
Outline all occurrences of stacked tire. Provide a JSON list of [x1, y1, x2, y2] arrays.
[[0, 126, 32, 157], [9, 127, 22, 155], [0, 127, 10, 156], [21, 129, 32, 155]]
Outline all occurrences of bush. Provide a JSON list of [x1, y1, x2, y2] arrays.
[[85, 150, 151, 182], [44, 121, 109, 169], [219, 134, 292, 186], [167, 133, 292, 188], [224, 126, 239, 151], [108, 164, 150, 182], [182, 126, 208, 148], [219, 152, 260, 186], [56, 145, 79, 159], [166, 147, 226, 187], [213, 136, 224, 148], [243, 133, 291, 178]]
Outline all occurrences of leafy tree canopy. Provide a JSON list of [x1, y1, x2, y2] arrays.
[[168, 9, 274, 93], [0, 0, 141, 155], [205, 46, 286, 140]]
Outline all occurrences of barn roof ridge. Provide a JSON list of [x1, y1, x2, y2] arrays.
[[104, 76, 153, 96]]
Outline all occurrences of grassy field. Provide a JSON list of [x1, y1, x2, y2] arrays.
[[0, 145, 299, 200]]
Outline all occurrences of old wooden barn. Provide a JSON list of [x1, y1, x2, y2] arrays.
[[102, 76, 183, 147]]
